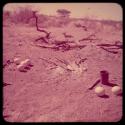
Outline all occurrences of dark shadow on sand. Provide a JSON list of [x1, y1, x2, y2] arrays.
[[103, 82, 118, 87], [24, 67, 31, 70], [29, 64, 34, 67], [3, 82, 12, 87], [117, 93, 122, 96], [99, 94, 109, 98]]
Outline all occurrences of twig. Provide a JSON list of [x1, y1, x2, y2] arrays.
[[3, 115, 11, 118], [97, 43, 114, 47], [35, 36, 49, 43], [74, 23, 88, 31], [55, 41, 68, 45], [97, 43, 122, 49], [54, 58, 74, 71], [33, 43, 56, 48], [74, 23, 81, 27], [100, 46, 118, 54], [3, 59, 13, 68], [115, 45, 122, 49], [33, 40, 86, 51], [33, 11, 51, 38], [39, 57, 69, 70], [81, 26, 88, 31], [55, 57, 69, 66], [78, 58, 87, 65], [79, 38, 98, 42], [104, 47, 121, 50], [70, 44, 86, 49], [3, 82, 12, 87], [39, 58, 58, 66], [88, 79, 100, 90], [79, 33, 98, 42], [63, 32, 73, 38]]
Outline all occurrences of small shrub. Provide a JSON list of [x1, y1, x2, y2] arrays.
[[10, 7, 34, 24], [3, 10, 11, 26]]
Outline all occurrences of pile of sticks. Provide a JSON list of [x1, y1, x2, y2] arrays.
[[31, 12, 87, 51], [32, 12, 101, 51], [39, 57, 87, 72], [33, 41, 87, 51]]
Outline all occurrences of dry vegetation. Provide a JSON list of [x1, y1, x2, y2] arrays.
[[3, 7, 122, 122]]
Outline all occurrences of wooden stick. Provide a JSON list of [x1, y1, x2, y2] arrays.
[[79, 38, 98, 42], [88, 79, 100, 90], [97, 43, 114, 47], [63, 32, 73, 38], [81, 26, 88, 31], [97, 43, 122, 49], [55, 57, 69, 66], [35, 36, 49, 43], [70, 44, 86, 49], [39, 57, 69, 70], [33, 12, 51, 38], [103, 47, 121, 50], [100, 47, 118, 54], [33, 41, 86, 51], [3, 82, 12, 86], [78, 58, 87, 65], [79, 33, 98, 42], [39, 58, 58, 66]]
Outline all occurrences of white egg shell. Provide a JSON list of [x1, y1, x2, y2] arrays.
[[111, 86, 122, 95], [95, 86, 105, 96], [20, 61, 28, 67], [21, 59, 31, 67], [17, 64, 25, 71], [14, 58, 20, 65], [23, 59, 31, 65]]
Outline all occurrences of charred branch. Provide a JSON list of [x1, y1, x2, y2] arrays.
[[100, 46, 118, 54], [77, 58, 87, 65], [79, 33, 98, 42], [35, 36, 49, 43], [88, 79, 101, 90], [97, 44, 122, 49], [39, 57, 58, 66], [39, 57, 69, 70], [3, 82, 12, 87], [3, 59, 13, 68], [74, 23, 88, 31], [55, 57, 69, 66], [74, 23, 81, 27], [33, 11, 51, 39], [33, 41, 86, 51], [96, 41, 122, 49], [63, 32, 73, 38]]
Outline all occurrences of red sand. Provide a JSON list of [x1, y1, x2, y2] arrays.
[[3, 21, 122, 122]]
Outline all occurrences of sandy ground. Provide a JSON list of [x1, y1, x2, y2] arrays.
[[3, 22, 122, 122]]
